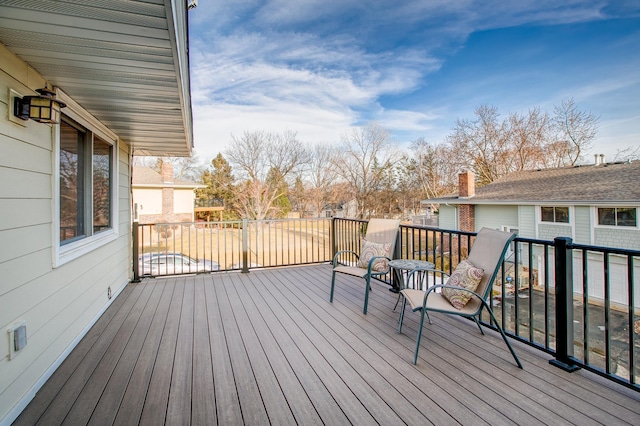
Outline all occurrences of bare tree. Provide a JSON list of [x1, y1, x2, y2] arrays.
[[411, 138, 461, 199], [445, 102, 598, 186], [332, 122, 395, 219], [507, 107, 549, 170], [268, 130, 311, 178], [306, 144, 339, 217], [447, 105, 512, 186], [234, 179, 284, 220], [225, 131, 269, 181], [226, 130, 309, 181], [553, 98, 598, 165], [224, 130, 310, 220], [613, 146, 640, 162]]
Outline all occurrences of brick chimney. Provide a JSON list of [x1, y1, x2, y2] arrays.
[[458, 170, 475, 233], [161, 162, 174, 217], [161, 162, 174, 183], [458, 170, 475, 198]]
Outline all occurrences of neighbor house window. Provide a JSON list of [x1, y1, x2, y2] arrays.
[[59, 118, 114, 245], [541, 206, 569, 223], [597, 207, 637, 227]]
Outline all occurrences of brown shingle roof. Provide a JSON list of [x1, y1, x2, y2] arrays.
[[132, 166, 203, 188], [430, 161, 640, 205]]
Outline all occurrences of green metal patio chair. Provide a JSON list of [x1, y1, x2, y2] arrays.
[[398, 227, 523, 368], [330, 218, 400, 314]]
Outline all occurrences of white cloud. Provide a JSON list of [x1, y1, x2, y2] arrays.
[[188, 1, 639, 163]]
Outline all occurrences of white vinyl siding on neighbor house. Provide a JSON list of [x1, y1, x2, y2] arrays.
[[517, 205, 536, 238], [475, 205, 518, 232], [133, 188, 163, 215], [535, 249, 640, 309], [438, 205, 458, 230], [0, 48, 132, 422], [174, 189, 195, 214], [574, 206, 592, 245]]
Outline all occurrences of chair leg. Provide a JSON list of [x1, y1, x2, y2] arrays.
[[473, 317, 485, 335], [485, 305, 523, 369], [393, 293, 401, 311], [363, 276, 371, 314], [330, 271, 336, 303], [413, 308, 428, 364], [398, 296, 406, 333]]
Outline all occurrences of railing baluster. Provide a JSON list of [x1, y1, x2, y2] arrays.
[[242, 218, 249, 273], [544, 244, 550, 350], [628, 254, 636, 385], [528, 241, 534, 343], [514, 241, 520, 336], [604, 252, 611, 375], [582, 248, 590, 366]]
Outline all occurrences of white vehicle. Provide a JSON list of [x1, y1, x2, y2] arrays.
[[139, 253, 219, 276]]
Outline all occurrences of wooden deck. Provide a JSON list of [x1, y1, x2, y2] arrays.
[[14, 264, 640, 425]]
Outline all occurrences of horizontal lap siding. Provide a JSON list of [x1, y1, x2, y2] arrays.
[[476, 205, 518, 231], [0, 47, 132, 424]]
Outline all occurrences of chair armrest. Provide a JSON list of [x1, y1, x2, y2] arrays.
[[333, 249, 359, 267], [366, 255, 392, 275]]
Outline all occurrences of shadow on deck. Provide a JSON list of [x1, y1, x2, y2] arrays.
[[14, 264, 640, 425]]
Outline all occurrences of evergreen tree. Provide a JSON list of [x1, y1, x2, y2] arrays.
[[197, 153, 238, 220]]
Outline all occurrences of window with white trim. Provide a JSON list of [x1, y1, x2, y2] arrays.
[[597, 207, 637, 227], [59, 116, 114, 245], [540, 206, 569, 223]]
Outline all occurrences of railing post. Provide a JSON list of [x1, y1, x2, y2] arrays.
[[331, 218, 336, 260], [132, 221, 140, 283], [241, 218, 249, 273], [550, 236, 580, 372]]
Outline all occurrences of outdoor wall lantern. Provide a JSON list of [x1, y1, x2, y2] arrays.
[[14, 84, 66, 124]]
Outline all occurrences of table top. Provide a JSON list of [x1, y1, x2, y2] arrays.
[[388, 259, 435, 270]]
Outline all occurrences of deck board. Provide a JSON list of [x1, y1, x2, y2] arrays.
[[191, 276, 216, 426], [112, 280, 173, 425], [14, 264, 640, 425]]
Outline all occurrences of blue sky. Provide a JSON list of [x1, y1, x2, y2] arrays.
[[188, 1, 640, 164]]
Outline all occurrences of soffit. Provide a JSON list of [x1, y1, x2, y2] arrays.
[[0, 0, 193, 156]]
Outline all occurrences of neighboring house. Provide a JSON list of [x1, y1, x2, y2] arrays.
[[132, 164, 205, 224], [322, 199, 358, 219], [428, 162, 640, 307], [0, 3, 193, 424], [430, 162, 640, 249]]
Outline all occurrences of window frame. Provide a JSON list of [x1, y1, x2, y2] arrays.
[[539, 206, 571, 224], [53, 91, 119, 267], [595, 206, 638, 228]]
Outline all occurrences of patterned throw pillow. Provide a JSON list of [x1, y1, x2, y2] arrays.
[[441, 260, 485, 310], [357, 239, 392, 272]]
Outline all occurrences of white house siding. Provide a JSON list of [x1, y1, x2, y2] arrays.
[[517, 205, 536, 238], [0, 49, 132, 423], [174, 188, 195, 215], [475, 205, 518, 231], [438, 205, 458, 230], [133, 188, 163, 215], [594, 227, 640, 250], [574, 206, 592, 245], [538, 223, 572, 241], [533, 248, 640, 310]]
